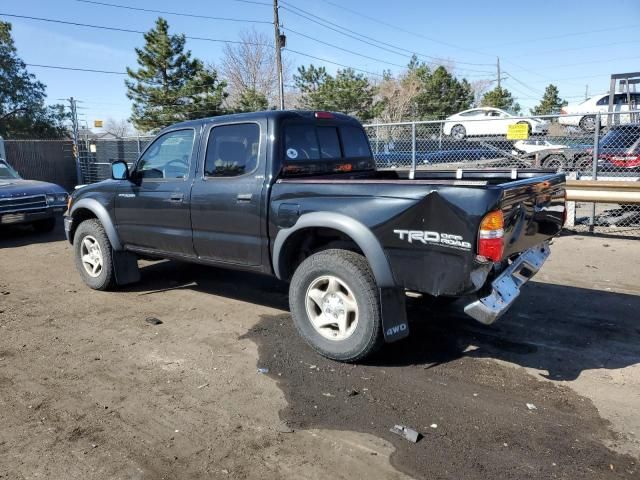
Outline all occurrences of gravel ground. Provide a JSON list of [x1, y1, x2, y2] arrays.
[[0, 224, 638, 479]]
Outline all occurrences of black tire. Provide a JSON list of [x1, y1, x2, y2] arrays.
[[450, 124, 466, 140], [32, 217, 56, 233], [542, 154, 565, 171], [73, 219, 116, 291], [289, 249, 384, 362], [579, 115, 597, 133], [574, 156, 593, 175]]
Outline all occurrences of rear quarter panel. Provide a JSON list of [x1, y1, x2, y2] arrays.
[[270, 180, 502, 296]]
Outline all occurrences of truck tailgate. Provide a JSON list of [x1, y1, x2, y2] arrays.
[[497, 173, 565, 257]]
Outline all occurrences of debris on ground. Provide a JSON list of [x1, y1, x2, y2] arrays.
[[197, 383, 209, 389], [322, 392, 334, 397], [390, 425, 421, 443], [257, 368, 269, 374], [144, 317, 163, 325], [347, 389, 359, 397], [526, 403, 537, 410], [430, 424, 438, 429]]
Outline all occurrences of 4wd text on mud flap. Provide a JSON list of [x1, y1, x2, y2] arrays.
[[386, 323, 408, 337], [393, 229, 472, 250]]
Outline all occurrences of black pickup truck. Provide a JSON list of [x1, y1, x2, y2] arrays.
[[65, 111, 566, 362]]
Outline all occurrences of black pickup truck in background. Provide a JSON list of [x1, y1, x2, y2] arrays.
[[64, 111, 566, 362]]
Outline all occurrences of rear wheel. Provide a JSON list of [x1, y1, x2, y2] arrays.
[[579, 115, 597, 132], [73, 219, 116, 290], [542, 154, 566, 171], [289, 249, 383, 362], [32, 217, 56, 233], [450, 124, 466, 140]]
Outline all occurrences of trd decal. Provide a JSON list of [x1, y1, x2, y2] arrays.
[[394, 229, 472, 251]]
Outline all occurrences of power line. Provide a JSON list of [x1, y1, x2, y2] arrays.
[[319, 0, 494, 60], [284, 48, 385, 77], [279, 2, 495, 73], [75, 0, 272, 24], [0, 13, 271, 47], [282, 26, 406, 69], [26, 63, 127, 75], [503, 72, 543, 96], [479, 24, 637, 49]]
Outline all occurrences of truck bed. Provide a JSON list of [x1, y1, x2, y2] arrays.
[[272, 169, 565, 296]]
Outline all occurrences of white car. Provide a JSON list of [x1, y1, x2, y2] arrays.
[[512, 139, 568, 155], [558, 93, 640, 132], [443, 107, 549, 140]]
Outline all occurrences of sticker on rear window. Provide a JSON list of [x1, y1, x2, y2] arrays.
[[286, 148, 298, 159]]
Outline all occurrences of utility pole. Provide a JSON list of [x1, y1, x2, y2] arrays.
[[585, 84, 589, 100], [68, 97, 82, 184], [273, 0, 285, 110], [497, 57, 501, 90]]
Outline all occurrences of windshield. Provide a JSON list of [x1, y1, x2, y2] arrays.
[[0, 160, 21, 180]]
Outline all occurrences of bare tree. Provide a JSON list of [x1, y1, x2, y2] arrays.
[[377, 71, 421, 123], [470, 79, 493, 107], [221, 28, 290, 108], [104, 117, 134, 137]]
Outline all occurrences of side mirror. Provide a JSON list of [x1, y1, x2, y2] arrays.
[[111, 160, 129, 180]]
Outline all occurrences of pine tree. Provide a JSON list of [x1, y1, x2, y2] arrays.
[[413, 66, 474, 119], [125, 18, 227, 132], [237, 88, 269, 112], [530, 84, 567, 116], [481, 86, 521, 114], [0, 21, 67, 138], [294, 65, 380, 121]]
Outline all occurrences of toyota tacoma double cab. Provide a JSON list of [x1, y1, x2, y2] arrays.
[[65, 111, 566, 362]]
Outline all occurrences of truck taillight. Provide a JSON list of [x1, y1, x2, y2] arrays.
[[478, 210, 504, 262]]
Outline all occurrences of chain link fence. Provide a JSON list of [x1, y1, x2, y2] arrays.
[[77, 135, 153, 184], [4, 111, 638, 237], [364, 110, 640, 237]]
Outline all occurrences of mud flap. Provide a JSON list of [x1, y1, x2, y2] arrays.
[[112, 250, 140, 286], [379, 287, 409, 342]]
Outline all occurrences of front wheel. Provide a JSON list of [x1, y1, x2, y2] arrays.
[[289, 249, 384, 362], [450, 124, 466, 140], [73, 219, 116, 290]]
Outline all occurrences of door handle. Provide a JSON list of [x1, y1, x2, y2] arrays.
[[169, 193, 184, 202], [236, 193, 253, 202]]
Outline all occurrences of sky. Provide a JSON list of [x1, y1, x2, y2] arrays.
[[3, 0, 640, 128]]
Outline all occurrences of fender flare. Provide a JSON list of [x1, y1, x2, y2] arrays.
[[70, 198, 122, 251], [272, 211, 395, 287]]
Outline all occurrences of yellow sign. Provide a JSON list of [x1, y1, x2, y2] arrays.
[[507, 123, 529, 140], [94, 120, 103, 128]]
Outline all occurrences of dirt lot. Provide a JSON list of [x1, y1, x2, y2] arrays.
[[1, 224, 639, 479]]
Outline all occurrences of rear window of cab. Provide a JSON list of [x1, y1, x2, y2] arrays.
[[283, 123, 372, 162]]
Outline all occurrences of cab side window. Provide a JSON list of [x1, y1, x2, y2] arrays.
[[136, 129, 194, 180], [205, 123, 260, 177]]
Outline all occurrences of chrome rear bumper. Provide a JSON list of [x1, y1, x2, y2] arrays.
[[464, 242, 550, 325]]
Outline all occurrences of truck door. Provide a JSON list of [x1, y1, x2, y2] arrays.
[[114, 128, 196, 256], [190, 120, 266, 266]]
